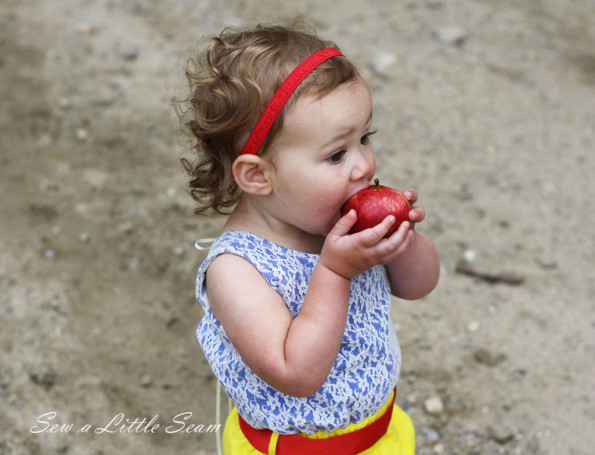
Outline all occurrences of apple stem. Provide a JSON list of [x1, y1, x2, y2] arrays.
[[374, 178, 380, 191]]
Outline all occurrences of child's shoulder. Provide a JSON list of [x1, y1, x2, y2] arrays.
[[205, 230, 282, 263], [198, 230, 319, 301], [210, 230, 262, 255], [204, 230, 318, 267], [197, 230, 316, 317]]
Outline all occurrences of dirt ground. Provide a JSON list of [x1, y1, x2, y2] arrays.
[[1, 0, 593, 454]]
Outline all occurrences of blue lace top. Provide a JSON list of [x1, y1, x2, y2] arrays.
[[195, 230, 401, 434]]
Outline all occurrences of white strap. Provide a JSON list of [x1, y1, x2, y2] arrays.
[[216, 381, 223, 455], [196, 235, 222, 454], [194, 238, 217, 251]]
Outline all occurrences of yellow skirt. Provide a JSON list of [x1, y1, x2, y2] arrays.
[[222, 394, 415, 455]]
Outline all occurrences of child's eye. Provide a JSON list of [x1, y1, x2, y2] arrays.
[[328, 149, 346, 163], [360, 129, 377, 145]]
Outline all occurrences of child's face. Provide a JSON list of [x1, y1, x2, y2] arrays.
[[265, 78, 376, 236]]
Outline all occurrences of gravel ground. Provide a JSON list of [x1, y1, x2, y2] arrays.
[[1, 0, 593, 454]]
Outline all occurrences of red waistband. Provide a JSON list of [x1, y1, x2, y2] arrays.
[[238, 389, 396, 455]]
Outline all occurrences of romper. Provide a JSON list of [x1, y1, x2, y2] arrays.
[[195, 230, 406, 436]]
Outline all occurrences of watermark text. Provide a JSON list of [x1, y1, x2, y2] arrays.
[[30, 411, 221, 435]]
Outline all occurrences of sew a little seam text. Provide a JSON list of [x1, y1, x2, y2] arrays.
[[30, 411, 221, 434]]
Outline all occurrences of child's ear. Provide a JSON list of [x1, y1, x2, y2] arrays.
[[232, 154, 273, 196]]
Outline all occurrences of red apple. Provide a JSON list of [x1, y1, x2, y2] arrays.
[[342, 178, 411, 237]]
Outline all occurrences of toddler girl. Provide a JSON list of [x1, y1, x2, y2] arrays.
[[176, 23, 440, 455]]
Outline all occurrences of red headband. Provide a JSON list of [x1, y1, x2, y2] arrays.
[[239, 47, 344, 156]]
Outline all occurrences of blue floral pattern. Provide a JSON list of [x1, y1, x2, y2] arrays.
[[196, 230, 401, 434]]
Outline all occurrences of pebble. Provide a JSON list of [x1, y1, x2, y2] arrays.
[[55, 443, 69, 454], [368, 52, 397, 77], [462, 249, 476, 262], [420, 426, 442, 442], [76, 22, 95, 35], [424, 396, 445, 415], [467, 320, 480, 332], [89, 95, 115, 107], [487, 424, 515, 444], [118, 221, 135, 234], [29, 365, 57, 388], [75, 128, 88, 141], [128, 257, 142, 272], [30, 204, 57, 219], [474, 347, 507, 366], [456, 183, 474, 201], [140, 374, 152, 387], [535, 254, 557, 269], [122, 45, 140, 61], [436, 26, 468, 45], [42, 248, 56, 259], [59, 97, 72, 110], [79, 232, 91, 243]]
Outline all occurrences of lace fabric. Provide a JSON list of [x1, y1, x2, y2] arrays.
[[195, 230, 401, 434]]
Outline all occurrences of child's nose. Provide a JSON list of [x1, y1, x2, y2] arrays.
[[351, 148, 375, 181]]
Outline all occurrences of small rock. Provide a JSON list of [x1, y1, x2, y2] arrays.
[[535, 254, 557, 269], [424, 396, 445, 415], [368, 52, 397, 76], [37, 134, 53, 147], [30, 365, 57, 389], [474, 347, 506, 366], [463, 249, 476, 262], [127, 257, 142, 272], [436, 26, 468, 45], [79, 232, 91, 243], [109, 80, 121, 90], [140, 374, 152, 387], [82, 169, 108, 189], [42, 248, 56, 259], [487, 424, 515, 444], [420, 426, 442, 442], [455, 183, 473, 200], [444, 395, 472, 414], [30, 204, 58, 219], [122, 45, 140, 61], [89, 95, 115, 107], [118, 221, 135, 235], [75, 128, 88, 141], [76, 22, 96, 35], [467, 320, 480, 332]]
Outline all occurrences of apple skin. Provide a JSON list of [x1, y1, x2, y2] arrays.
[[342, 178, 411, 238]]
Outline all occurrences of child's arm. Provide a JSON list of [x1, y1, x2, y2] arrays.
[[206, 210, 412, 397], [386, 189, 440, 300], [386, 231, 440, 299]]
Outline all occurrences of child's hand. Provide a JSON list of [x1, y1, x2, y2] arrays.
[[385, 188, 440, 300], [319, 209, 416, 280], [403, 188, 426, 226]]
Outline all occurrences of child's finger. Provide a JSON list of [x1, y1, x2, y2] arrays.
[[403, 189, 418, 204], [359, 215, 396, 246], [408, 207, 425, 223], [377, 226, 415, 263], [329, 209, 358, 237]]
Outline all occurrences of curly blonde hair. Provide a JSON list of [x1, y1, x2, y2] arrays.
[[174, 22, 359, 214]]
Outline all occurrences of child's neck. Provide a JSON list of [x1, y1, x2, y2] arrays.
[[223, 197, 325, 255]]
